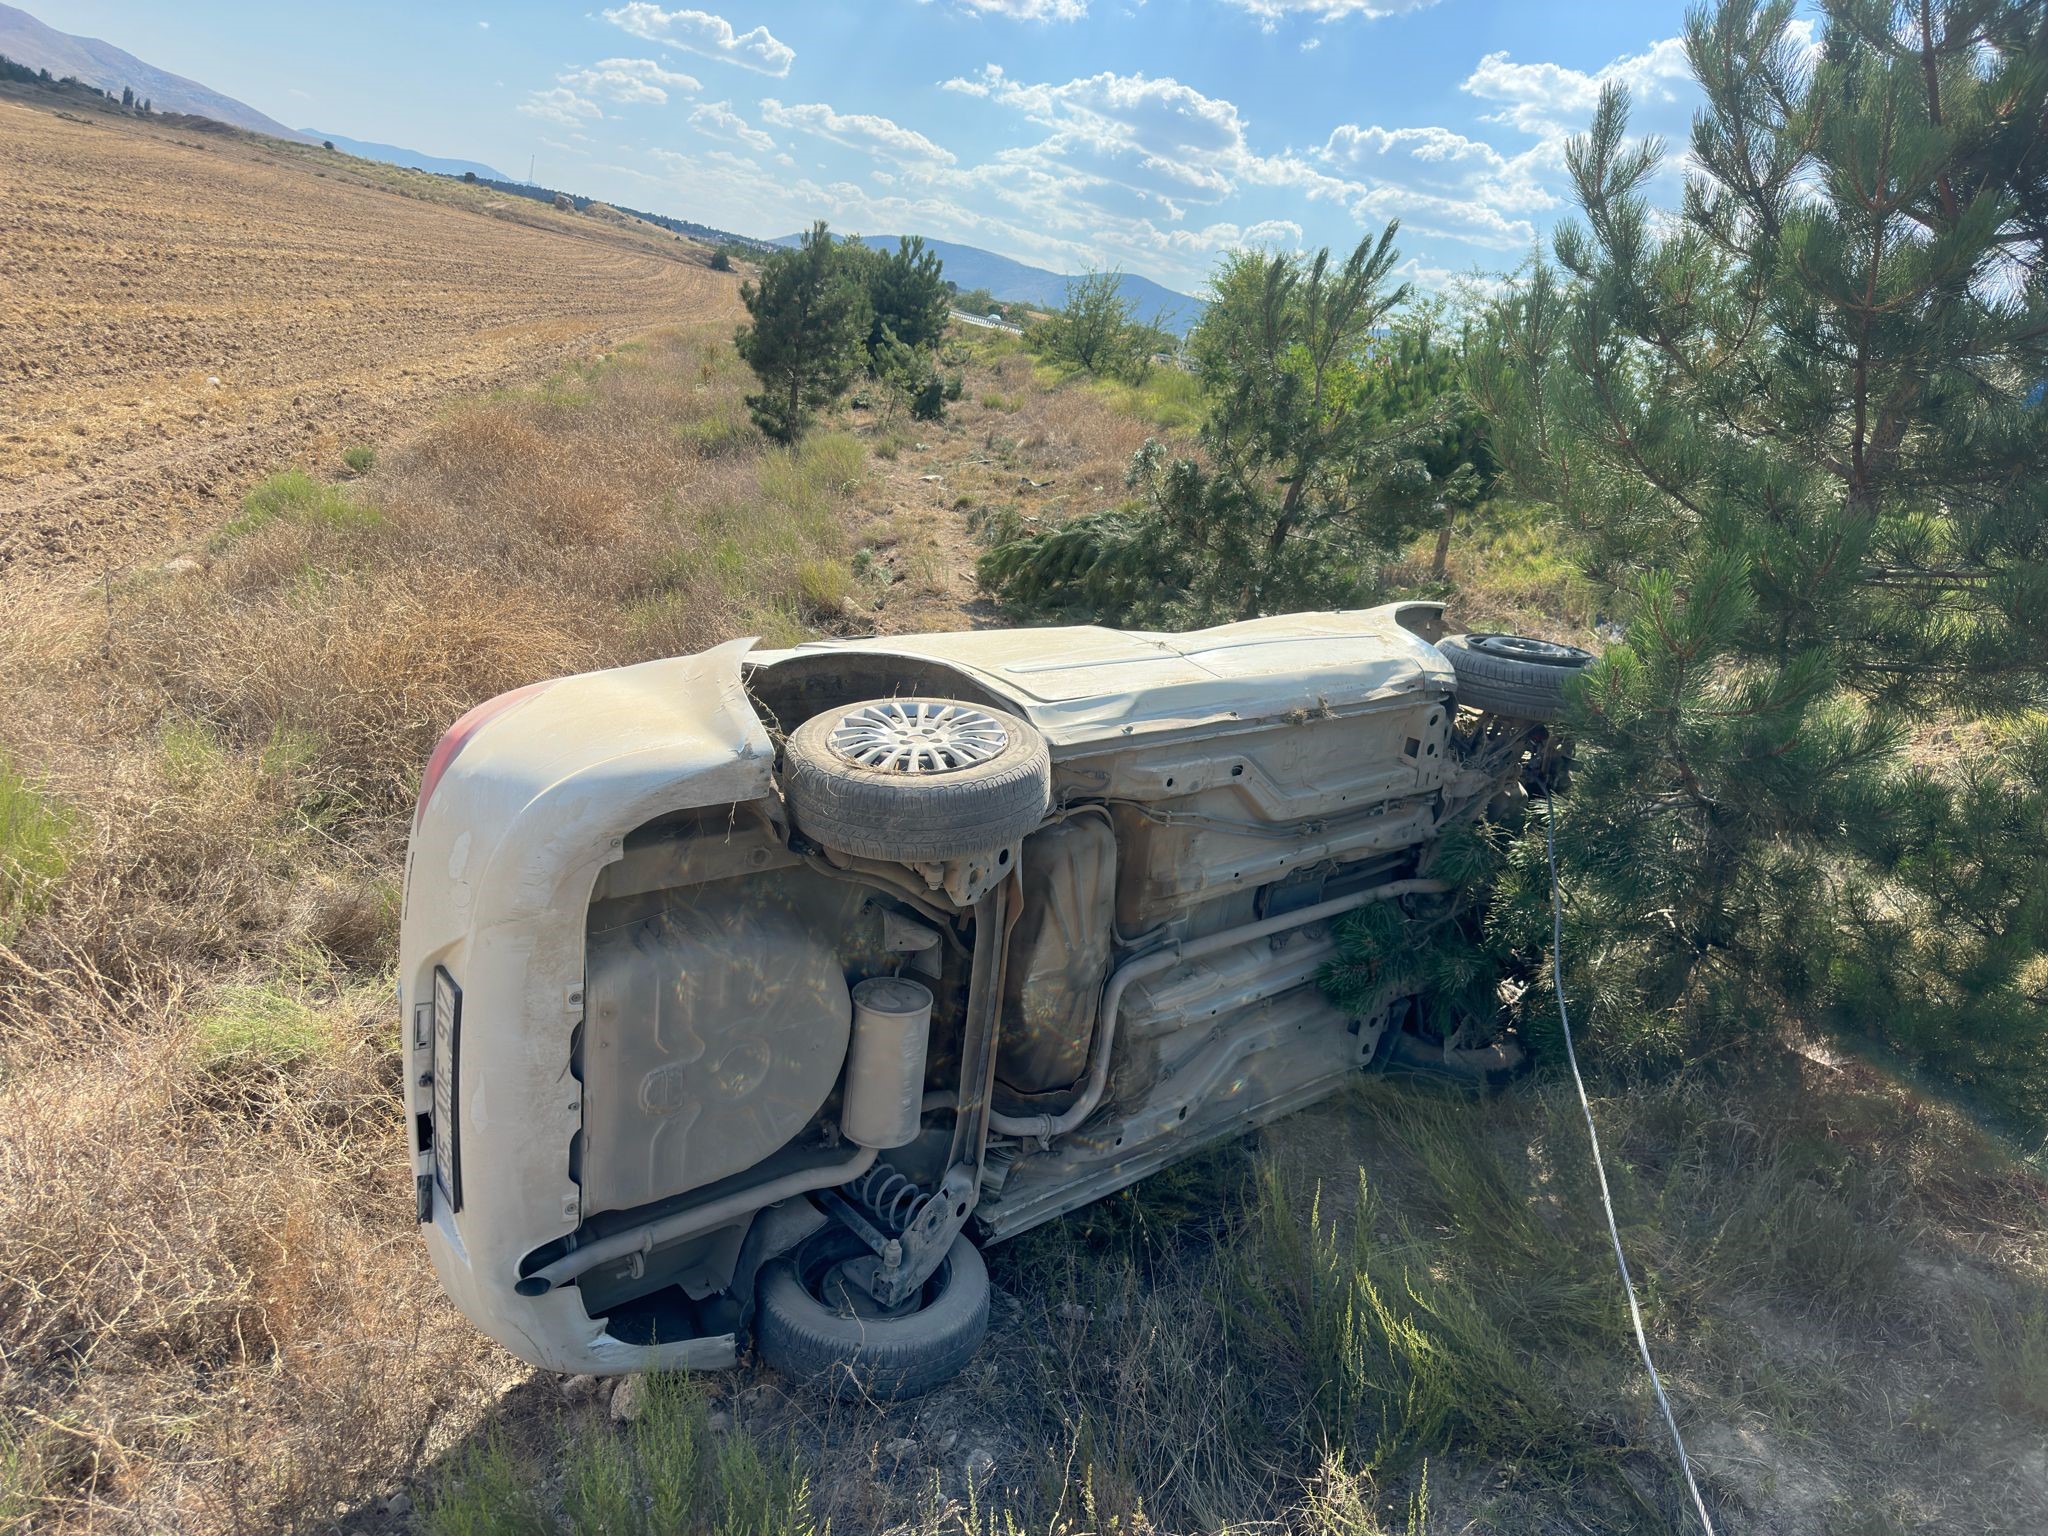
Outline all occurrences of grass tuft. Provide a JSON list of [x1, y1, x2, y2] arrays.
[[189, 982, 327, 1069], [216, 469, 384, 544], [0, 756, 72, 941], [1971, 1294, 2048, 1424]]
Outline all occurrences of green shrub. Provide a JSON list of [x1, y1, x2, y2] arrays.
[[340, 444, 376, 476], [562, 1420, 637, 1536], [633, 1373, 713, 1529], [418, 1436, 547, 1536]]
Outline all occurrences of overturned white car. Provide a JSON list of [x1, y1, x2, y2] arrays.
[[398, 604, 1588, 1392]]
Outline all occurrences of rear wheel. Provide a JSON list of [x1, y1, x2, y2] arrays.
[[781, 697, 1050, 862], [754, 1228, 989, 1399], [1438, 633, 1594, 722]]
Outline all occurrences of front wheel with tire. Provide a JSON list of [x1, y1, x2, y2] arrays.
[[755, 1228, 990, 1399], [781, 697, 1051, 862], [1438, 632, 1594, 722]]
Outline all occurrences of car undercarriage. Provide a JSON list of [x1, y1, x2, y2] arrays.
[[399, 604, 1588, 1391]]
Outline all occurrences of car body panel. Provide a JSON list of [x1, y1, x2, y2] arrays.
[[402, 638, 773, 1372]]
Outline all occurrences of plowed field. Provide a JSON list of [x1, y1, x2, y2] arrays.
[[0, 93, 739, 587]]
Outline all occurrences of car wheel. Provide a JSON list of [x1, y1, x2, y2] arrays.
[[754, 1228, 990, 1399], [781, 697, 1051, 862], [1438, 633, 1595, 722]]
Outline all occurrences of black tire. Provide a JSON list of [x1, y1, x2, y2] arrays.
[[1438, 633, 1594, 722], [782, 698, 1050, 862], [755, 1229, 989, 1400]]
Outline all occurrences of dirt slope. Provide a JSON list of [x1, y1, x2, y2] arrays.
[[0, 93, 740, 588]]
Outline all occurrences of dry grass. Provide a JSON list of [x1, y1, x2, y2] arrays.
[[0, 328, 862, 1533]]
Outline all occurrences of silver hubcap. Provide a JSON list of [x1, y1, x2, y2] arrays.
[[829, 700, 1008, 774]]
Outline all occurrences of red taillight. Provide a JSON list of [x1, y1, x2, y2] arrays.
[[414, 680, 557, 830]]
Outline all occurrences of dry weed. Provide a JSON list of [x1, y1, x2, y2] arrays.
[[0, 327, 857, 1532]]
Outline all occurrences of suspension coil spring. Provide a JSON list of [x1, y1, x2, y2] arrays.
[[843, 1161, 931, 1232]]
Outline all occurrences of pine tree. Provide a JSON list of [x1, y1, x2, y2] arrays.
[[733, 221, 870, 444], [983, 227, 1469, 624], [855, 235, 951, 363], [1466, 0, 2048, 1121]]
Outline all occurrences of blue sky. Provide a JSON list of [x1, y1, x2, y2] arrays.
[[38, 1, 1728, 295]]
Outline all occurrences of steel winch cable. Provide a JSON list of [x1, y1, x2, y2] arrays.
[[1539, 782, 1717, 1535]]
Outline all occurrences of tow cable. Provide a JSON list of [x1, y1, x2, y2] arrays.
[[1540, 782, 1717, 1535]]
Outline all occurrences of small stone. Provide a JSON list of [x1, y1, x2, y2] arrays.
[[383, 1491, 413, 1519], [609, 1375, 646, 1422], [737, 1384, 775, 1413], [559, 1373, 601, 1401], [206, 375, 222, 387], [964, 1447, 996, 1484], [706, 1409, 734, 1433], [161, 556, 200, 575], [885, 1437, 917, 1459], [937, 1428, 960, 1453], [1057, 1301, 1095, 1324], [920, 474, 943, 482]]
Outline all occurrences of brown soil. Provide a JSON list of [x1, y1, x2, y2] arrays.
[[0, 92, 739, 591]]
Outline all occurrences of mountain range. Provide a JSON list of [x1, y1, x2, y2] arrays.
[[778, 233, 1205, 336], [300, 130, 504, 182], [0, 1, 309, 137]]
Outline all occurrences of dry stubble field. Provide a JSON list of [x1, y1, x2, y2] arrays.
[[0, 90, 737, 588]]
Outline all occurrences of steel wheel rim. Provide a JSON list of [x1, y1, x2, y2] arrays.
[[828, 701, 1009, 774], [1467, 633, 1593, 667]]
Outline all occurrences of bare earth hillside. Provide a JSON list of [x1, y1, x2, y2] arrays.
[[0, 93, 739, 586]]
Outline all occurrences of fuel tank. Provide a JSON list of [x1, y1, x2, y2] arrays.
[[997, 814, 1115, 1096], [580, 903, 851, 1215]]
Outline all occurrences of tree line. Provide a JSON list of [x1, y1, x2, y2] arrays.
[[0, 53, 150, 111], [878, 0, 2048, 1135], [730, 0, 2045, 1134]]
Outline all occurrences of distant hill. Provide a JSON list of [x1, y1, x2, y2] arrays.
[[306, 131, 504, 182], [774, 233, 1205, 336], [0, 2, 311, 139], [460, 173, 769, 249]]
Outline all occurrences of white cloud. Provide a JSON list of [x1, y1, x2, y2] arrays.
[[519, 87, 603, 127], [477, 20, 490, 29], [759, 98, 956, 167], [558, 58, 701, 105], [688, 99, 775, 152], [1300, 37, 1320, 51], [1320, 122, 1555, 215], [1222, 0, 1439, 29], [1238, 218, 1304, 248], [1461, 36, 1690, 140], [943, 64, 1280, 211], [934, 61, 1539, 278], [602, 4, 795, 77], [931, 0, 1089, 16]]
